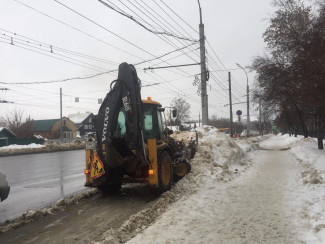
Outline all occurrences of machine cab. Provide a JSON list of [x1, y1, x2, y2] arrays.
[[115, 98, 165, 143]]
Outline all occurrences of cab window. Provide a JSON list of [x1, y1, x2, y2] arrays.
[[116, 109, 127, 136], [157, 109, 164, 139], [143, 106, 154, 139]]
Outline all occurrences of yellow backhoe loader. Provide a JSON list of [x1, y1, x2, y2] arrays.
[[84, 63, 192, 192]]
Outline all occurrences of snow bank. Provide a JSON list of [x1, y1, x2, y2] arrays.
[[277, 134, 325, 243], [0, 143, 44, 150], [233, 135, 269, 153], [99, 126, 254, 244], [0, 140, 85, 156]]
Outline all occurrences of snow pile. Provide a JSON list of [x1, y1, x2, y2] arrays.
[[0, 143, 44, 150], [99, 126, 250, 244], [277, 134, 325, 243], [234, 135, 269, 153], [170, 130, 196, 145], [0, 140, 85, 156]]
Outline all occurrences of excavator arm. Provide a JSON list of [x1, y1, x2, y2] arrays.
[[95, 62, 147, 172]]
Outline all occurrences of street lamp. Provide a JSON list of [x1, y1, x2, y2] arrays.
[[236, 63, 250, 137]]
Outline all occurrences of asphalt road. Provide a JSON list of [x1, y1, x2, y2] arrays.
[[0, 150, 87, 223]]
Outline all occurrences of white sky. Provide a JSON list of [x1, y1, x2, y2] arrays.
[[0, 0, 274, 121]]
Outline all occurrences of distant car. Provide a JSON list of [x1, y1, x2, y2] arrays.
[[0, 171, 10, 202]]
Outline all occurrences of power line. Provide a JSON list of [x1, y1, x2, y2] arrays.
[[0, 28, 120, 66], [110, 0, 200, 76], [54, 0, 200, 79], [109, 0, 199, 70], [54, 0, 159, 59], [13, 0, 145, 61], [98, 0, 196, 42], [159, 0, 198, 35], [147, 0, 194, 41], [0, 39, 107, 72], [144, 62, 200, 71], [0, 41, 198, 85], [0, 35, 110, 72]]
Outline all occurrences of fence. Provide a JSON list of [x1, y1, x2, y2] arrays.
[[0, 137, 45, 147]]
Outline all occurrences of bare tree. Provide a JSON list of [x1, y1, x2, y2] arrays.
[[0, 117, 7, 127], [170, 97, 191, 126], [4, 109, 34, 138], [251, 0, 325, 149]]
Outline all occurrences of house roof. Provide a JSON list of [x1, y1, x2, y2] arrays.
[[67, 112, 92, 124], [0, 127, 16, 138], [32, 119, 58, 132]]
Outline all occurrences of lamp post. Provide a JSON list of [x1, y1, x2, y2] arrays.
[[236, 63, 250, 137]]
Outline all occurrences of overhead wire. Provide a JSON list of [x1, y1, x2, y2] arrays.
[[98, 0, 196, 42], [108, 0, 199, 73], [12, 0, 145, 61], [100, 0, 201, 97], [0, 39, 107, 73], [0, 35, 110, 72], [159, 0, 198, 35], [0, 28, 120, 66]]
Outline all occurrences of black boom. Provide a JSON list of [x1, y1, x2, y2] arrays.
[[95, 63, 146, 169]]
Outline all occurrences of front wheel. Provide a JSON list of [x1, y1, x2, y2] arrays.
[[157, 151, 173, 192], [174, 159, 191, 182]]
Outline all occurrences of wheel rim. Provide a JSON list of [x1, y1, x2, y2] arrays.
[[162, 160, 171, 186]]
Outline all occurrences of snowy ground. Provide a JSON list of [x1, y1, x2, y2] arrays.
[[1, 128, 325, 243], [99, 128, 325, 244]]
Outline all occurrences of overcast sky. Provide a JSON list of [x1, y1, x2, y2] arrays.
[[0, 0, 274, 122]]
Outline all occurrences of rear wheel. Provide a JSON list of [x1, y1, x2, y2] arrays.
[[99, 182, 122, 194], [158, 151, 173, 192], [99, 168, 123, 194]]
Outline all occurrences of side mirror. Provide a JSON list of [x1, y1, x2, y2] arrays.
[[172, 109, 177, 118]]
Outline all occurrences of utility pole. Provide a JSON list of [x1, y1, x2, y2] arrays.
[[170, 109, 172, 130], [199, 112, 201, 127], [60, 88, 63, 142], [198, 0, 208, 125], [236, 63, 250, 137], [259, 99, 263, 136], [228, 72, 233, 137]]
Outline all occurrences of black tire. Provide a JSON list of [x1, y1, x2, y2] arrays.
[[158, 151, 173, 192], [99, 168, 123, 194], [174, 160, 191, 182], [99, 182, 122, 194]]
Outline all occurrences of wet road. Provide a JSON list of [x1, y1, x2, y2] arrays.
[[0, 150, 87, 223]]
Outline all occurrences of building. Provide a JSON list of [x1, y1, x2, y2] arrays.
[[32, 117, 77, 139], [0, 127, 16, 147], [67, 112, 96, 136], [0, 127, 16, 138]]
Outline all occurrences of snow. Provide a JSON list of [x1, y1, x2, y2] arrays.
[[100, 126, 248, 243], [2, 128, 324, 243], [0, 143, 44, 150], [99, 131, 325, 244], [67, 112, 91, 124]]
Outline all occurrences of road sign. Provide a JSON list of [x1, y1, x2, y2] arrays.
[[90, 152, 105, 179], [236, 110, 242, 116]]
